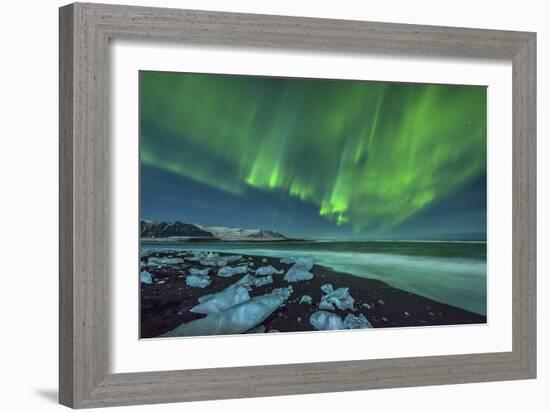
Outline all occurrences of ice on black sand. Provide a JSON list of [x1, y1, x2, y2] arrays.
[[217, 265, 248, 277], [255, 265, 284, 276], [163, 289, 291, 337], [140, 270, 153, 284], [186, 274, 212, 288], [284, 257, 314, 282], [191, 284, 251, 314], [299, 295, 313, 305], [310, 311, 373, 330], [319, 284, 355, 311], [310, 311, 344, 330]]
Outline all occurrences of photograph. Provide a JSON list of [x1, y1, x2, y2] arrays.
[[138, 71, 488, 338], [2, 0, 542, 409]]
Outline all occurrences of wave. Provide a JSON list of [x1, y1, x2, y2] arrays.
[[142, 242, 487, 315]]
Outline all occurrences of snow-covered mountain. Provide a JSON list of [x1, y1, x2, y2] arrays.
[[140, 220, 286, 241], [141, 220, 214, 238], [196, 225, 286, 240]]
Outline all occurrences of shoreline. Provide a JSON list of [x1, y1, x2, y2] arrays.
[[140, 250, 486, 338], [141, 237, 307, 243], [141, 238, 486, 243]]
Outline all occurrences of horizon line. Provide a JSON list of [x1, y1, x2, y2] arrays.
[[140, 218, 486, 243]]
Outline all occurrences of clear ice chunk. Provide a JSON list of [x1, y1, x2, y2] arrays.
[[163, 292, 288, 337], [185, 274, 212, 288], [284, 257, 314, 282], [280, 256, 298, 264], [343, 313, 373, 329], [190, 267, 210, 276], [140, 270, 153, 284], [309, 311, 344, 330], [272, 285, 293, 300], [217, 265, 249, 278], [191, 285, 250, 314], [299, 295, 313, 305], [245, 324, 266, 334], [255, 265, 284, 276], [319, 283, 356, 311], [148, 256, 184, 265]]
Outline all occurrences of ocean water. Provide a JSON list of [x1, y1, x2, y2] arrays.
[[141, 240, 487, 316]]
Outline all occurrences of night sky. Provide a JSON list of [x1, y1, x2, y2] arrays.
[[140, 71, 487, 240]]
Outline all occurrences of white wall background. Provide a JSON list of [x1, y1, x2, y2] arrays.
[[0, 0, 546, 411]]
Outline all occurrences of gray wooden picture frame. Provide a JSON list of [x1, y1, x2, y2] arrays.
[[59, 2, 536, 409]]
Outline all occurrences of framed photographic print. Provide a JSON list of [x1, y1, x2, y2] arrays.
[[138, 71, 488, 338], [59, 2, 536, 408]]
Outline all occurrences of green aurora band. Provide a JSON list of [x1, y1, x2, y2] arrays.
[[140, 71, 486, 232]]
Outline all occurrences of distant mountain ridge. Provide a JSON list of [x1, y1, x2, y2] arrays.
[[140, 220, 286, 240], [195, 225, 285, 240], [141, 220, 214, 238]]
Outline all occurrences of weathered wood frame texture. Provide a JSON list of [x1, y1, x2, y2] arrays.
[[59, 2, 537, 408]]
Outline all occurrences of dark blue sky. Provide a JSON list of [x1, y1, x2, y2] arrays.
[[140, 71, 487, 240], [141, 164, 486, 240]]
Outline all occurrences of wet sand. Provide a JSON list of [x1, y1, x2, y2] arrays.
[[140, 251, 486, 338]]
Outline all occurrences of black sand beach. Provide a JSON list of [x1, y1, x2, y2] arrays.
[[140, 250, 486, 338]]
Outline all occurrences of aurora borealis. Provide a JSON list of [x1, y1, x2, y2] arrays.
[[140, 71, 487, 239]]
